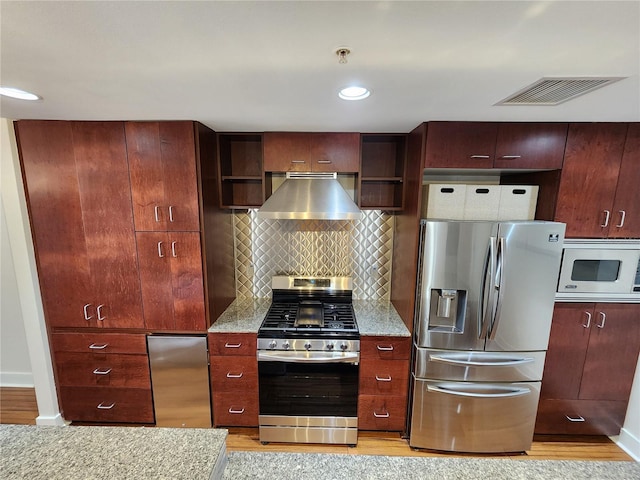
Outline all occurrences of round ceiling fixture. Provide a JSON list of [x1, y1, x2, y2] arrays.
[[0, 86, 41, 101], [338, 86, 371, 101]]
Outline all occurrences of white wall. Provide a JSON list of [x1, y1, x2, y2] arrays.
[[619, 356, 640, 461]]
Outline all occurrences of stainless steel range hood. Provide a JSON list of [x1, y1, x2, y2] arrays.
[[257, 172, 362, 220]]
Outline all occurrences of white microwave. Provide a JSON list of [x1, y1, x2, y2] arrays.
[[556, 239, 640, 302]]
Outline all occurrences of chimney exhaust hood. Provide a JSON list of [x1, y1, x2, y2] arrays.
[[257, 172, 362, 221]]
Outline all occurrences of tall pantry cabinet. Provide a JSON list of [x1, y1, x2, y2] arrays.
[[15, 120, 232, 424]]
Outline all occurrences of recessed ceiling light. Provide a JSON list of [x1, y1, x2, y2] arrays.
[[338, 86, 370, 101], [0, 86, 41, 101]]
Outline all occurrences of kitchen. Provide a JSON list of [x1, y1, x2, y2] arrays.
[[1, 1, 639, 478]]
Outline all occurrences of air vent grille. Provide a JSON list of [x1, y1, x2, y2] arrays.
[[497, 77, 625, 106]]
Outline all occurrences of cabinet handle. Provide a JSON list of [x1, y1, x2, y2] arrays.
[[291, 160, 306, 164], [157, 241, 164, 258], [582, 311, 591, 329], [83, 303, 94, 321], [316, 160, 332, 164], [168, 205, 174, 223], [154, 205, 160, 222], [373, 411, 390, 418], [89, 343, 108, 350], [597, 311, 606, 329], [228, 407, 245, 414], [499, 155, 522, 159], [224, 343, 242, 348], [226, 372, 244, 378], [375, 375, 392, 382], [565, 415, 585, 422], [616, 210, 626, 228], [171, 241, 177, 258], [469, 155, 490, 159], [96, 304, 105, 321], [376, 345, 394, 351], [601, 210, 610, 227], [97, 402, 115, 410], [93, 368, 112, 375]]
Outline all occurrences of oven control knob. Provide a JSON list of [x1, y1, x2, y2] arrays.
[[304, 342, 312, 350], [282, 341, 290, 350], [340, 342, 349, 351], [326, 343, 335, 351], [269, 340, 277, 350]]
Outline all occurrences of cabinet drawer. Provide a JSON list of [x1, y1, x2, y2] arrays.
[[59, 386, 154, 423], [359, 359, 409, 395], [358, 394, 407, 431], [210, 356, 258, 392], [535, 399, 628, 436], [208, 333, 256, 356], [55, 352, 151, 389], [360, 336, 411, 360], [51, 332, 147, 355], [212, 391, 259, 427]]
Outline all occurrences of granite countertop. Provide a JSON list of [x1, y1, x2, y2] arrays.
[[208, 297, 410, 337], [0, 425, 227, 480]]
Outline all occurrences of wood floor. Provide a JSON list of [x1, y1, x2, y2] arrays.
[[1, 387, 633, 462]]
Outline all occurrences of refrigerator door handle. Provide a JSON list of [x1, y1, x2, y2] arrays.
[[426, 383, 531, 398], [429, 353, 535, 367], [480, 237, 498, 340], [488, 237, 506, 340]]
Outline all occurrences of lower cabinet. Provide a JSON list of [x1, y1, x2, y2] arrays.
[[536, 303, 640, 435], [208, 333, 259, 426], [51, 332, 154, 423], [358, 336, 411, 431]]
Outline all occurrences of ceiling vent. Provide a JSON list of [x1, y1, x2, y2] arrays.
[[496, 77, 626, 106]]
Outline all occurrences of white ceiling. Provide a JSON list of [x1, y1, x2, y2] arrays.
[[1, 1, 639, 133]]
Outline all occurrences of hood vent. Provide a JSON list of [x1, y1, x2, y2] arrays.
[[257, 172, 362, 221], [496, 77, 625, 106]]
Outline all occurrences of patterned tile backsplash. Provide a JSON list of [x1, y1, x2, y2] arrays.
[[233, 210, 394, 300]]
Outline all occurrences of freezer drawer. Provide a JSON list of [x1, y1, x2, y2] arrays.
[[414, 348, 546, 382], [409, 377, 541, 453]]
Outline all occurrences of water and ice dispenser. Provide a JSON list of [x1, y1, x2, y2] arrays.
[[428, 288, 466, 333]]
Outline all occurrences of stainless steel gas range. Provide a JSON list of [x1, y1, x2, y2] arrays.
[[257, 276, 360, 445]]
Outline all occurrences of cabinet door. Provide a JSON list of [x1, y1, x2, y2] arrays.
[[579, 304, 640, 401], [309, 133, 360, 172], [137, 232, 205, 331], [555, 123, 628, 238], [610, 123, 640, 238], [541, 303, 593, 400], [424, 122, 497, 168], [126, 121, 200, 232], [494, 123, 567, 169], [263, 132, 310, 171], [16, 121, 143, 329]]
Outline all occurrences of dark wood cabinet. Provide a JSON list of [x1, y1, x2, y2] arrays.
[[554, 123, 630, 238], [126, 121, 200, 232], [263, 132, 360, 172], [537, 303, 640, 435], [610, 122, 640, 238], [217, 133, 264, 208], [424, 121, 567, 170], [360, 134, 407, 210], [16, 120, 144, 329], [136, 232, 206, 331]]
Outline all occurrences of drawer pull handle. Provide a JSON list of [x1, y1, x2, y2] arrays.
[[158, 241, 164, 258], [226, 372, 243, 378], [171, 241, 177, 258], [566, 415, 585, 422], [89, 343, 108, 350], [154, 205, 160, 222], [375, 375, 392, 382], [291, 160, 306, 164], [93, 368, 112, 375], [373, 411, 390, 418], [582, 311, 592, 329], [168, 205, 174, 223], [224, 343, 242, 348], [376, 345, 394, 351], [97, 402, 115, 410], [500, 155, 522, 159], [470, 155, 490, 159], [228, 407, 245, 414], [316, 160, 332, 164], [96, 304, 105, 321], [83, 303, 94, 321], [597, 311, 606, 329]]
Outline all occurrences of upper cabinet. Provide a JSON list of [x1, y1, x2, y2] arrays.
[[424, 121, 567, 170], [126, 122, 200, 232], [263, 132, 360, 172], [16, 121, 144, 329], [217, 133, 264, 208], [555, 123, 635, 238], [360, 134, 407, 210]]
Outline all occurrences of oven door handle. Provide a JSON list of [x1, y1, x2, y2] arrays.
[[257, 351, 360, 364]]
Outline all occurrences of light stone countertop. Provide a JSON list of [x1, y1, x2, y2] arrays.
[[0, 424, 228, 480], [209, 297, 410, 337]]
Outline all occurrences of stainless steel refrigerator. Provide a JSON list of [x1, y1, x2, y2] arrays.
[[407, 220, 565, 453]]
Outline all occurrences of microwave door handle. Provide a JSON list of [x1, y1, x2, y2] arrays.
[[488, 237, 505, 340], [479, 237, 497, 340]]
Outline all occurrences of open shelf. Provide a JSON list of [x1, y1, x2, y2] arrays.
[[217, 133, 263, 208], [360, 134, 407, 210]]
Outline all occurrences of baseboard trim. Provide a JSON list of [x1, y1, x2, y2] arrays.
[[35, 413, 66, 427], [617, 427, 640, 462], [0, 372, 34, 388]]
